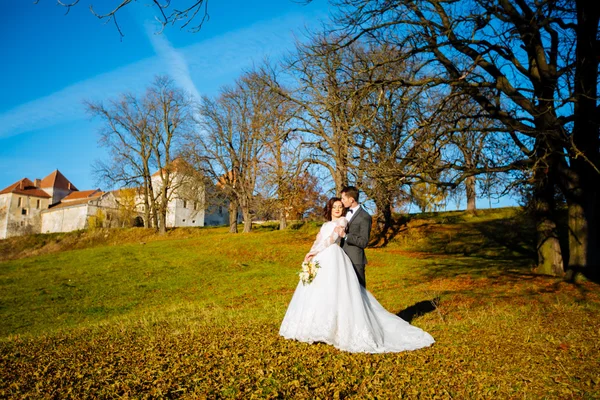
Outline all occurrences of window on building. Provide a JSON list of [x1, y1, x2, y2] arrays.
[[21, 208, 28, 215], [182, 219, 186, 223], [192, 220, 196, 224], [218, 206, 223, 215], [36, 199, 41, 209], [17, 197, 22, 207], [183, 200, 187, 208]]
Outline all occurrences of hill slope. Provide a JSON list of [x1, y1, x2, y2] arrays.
[[1, 207, 598, 398]]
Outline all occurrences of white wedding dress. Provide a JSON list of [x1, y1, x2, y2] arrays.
[[280, 217, 435, 353]]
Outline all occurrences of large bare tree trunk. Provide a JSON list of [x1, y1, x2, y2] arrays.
[[465, 175, 476, 212], [563, 163, 599, 281], [150, 197, 159, 230], [533, 170, 564, 276], [142, 186, 151, 228], [279, 208, 288, 230], [567, 200, 586, 267], [241, 205, 252, 233], [334, 165, 348, 195], [228, 200, 238, 234], [157, 188, 168, 235], [568, 0, 600, 281], [374, 197, 393, 233], [158, 208, 167, 234]]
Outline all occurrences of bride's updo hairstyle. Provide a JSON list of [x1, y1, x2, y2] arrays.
[[323, 197, 346, 221]]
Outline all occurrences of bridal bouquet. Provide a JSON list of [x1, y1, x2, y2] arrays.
[[299, 260, 321, 285]]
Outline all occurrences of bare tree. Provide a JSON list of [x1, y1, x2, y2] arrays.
[[252, 68, 303, 230], [274, 35, 369, 193], [87, 92, 156, 228], [431, 94, 525, 213], [88, 76, 195, 232], [189, 72, 271, 233], [146, 76, 196, 234], [347, 42, 431, 231], [327, 0, 599, 278]]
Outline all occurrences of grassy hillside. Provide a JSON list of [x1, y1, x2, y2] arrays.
[[1, 208, 599, 398]]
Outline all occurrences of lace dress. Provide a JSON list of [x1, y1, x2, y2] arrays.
[[279, 217, 435, 353]]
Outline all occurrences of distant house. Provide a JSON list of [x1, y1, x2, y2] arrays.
[[143, 161, 229, 228], [0, 167, 229, 239], [148, 165, 205, 228], [0, 170, 76, 239], [41, 190, 119, 234]]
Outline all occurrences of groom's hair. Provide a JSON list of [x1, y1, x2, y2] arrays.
[[341, 186, 360, 203]]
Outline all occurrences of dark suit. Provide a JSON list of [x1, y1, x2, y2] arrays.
[[341, 206, 372, 287]]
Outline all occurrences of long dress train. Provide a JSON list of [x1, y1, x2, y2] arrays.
[[279, 217, 435, 353]]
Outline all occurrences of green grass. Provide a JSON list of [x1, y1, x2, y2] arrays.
[[1, 209, 599, 398]]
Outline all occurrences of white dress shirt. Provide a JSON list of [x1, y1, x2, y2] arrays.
[[346, 204, 360, 222]]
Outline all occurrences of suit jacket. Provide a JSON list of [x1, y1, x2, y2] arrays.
[[341, 206, 372, 266]]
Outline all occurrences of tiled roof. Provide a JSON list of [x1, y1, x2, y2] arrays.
[[47, 190, 108, 210], [152, 158, 190, 177], [0, 178, 33, 194], [0, 178, 51, 198], [13, 188, 52, 198], [40, 170, 78, 191], [62, 189, 102, 201], [47, 198, 96, 210]]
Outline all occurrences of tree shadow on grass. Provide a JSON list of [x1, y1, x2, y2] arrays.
[[369, 219, 406, 248], [470, 216, 536, 259], [396, 298, 440, 323], [368, 211, 537, 263], [418, 264, 599, 304]]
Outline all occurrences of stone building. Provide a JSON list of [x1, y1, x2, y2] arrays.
[[143, 161, 229, 229], [0, 170, 76, 239], [0, 168, 228, 239], [41, 190, 119, 234]]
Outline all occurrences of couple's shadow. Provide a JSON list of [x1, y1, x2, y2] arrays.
[[396, 298, 440, 323]]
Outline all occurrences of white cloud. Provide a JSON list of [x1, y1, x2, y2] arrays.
[[0, 12, 316, 139], [0, 58, 165, 139], [145, 22, 202, 102]]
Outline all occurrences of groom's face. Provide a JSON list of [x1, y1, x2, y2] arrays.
[[341, 193, 354, 208]]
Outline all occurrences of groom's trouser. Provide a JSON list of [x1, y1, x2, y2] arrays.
[[354, 263, 366, 288]]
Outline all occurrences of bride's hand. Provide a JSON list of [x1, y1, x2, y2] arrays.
[[335, 226, 346, 238], [304, 254, 314, 262]]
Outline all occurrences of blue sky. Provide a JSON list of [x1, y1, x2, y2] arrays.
[[0, 0, 329, 192], [0, 1, 516, 210]]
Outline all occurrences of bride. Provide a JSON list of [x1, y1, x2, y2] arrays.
[[279, 197, 435, 353]]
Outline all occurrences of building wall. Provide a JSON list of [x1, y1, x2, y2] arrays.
[[171, 198, 205, 227], [1, 193, 50, 239], [44, 187, 74, 206], [41, 205, 89, 233], [150, 173, 209, 228], [41, 193, 120, 233], [0, 194, 9, 239]]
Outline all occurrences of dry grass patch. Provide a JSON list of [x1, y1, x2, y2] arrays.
[[1, 209, 599, 398]]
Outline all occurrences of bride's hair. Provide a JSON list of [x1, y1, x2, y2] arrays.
[[323, 197, 346, 221]]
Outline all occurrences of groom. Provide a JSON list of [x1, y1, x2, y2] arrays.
[[335, 186, 372, 288]]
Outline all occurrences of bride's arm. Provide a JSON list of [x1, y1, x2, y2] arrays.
[[304, 232, 323, 261], [304, 221, 345, 260]]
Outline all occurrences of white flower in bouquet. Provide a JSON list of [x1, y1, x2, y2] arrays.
[[299, 260, 321, 285]]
